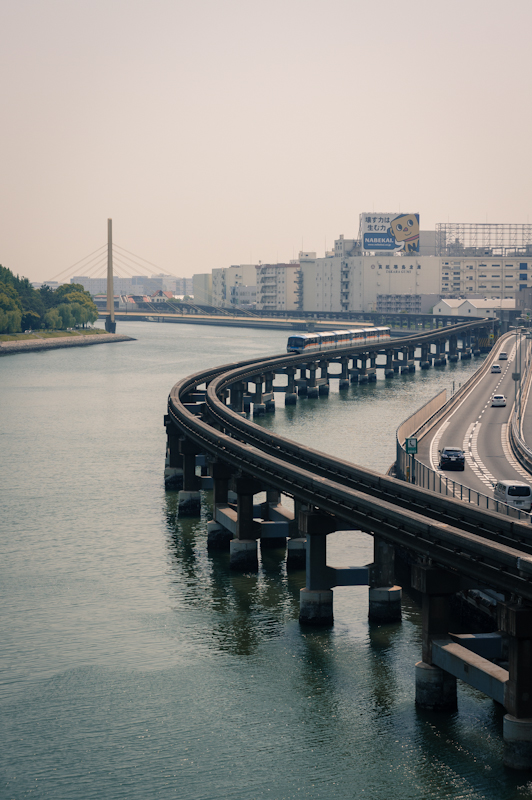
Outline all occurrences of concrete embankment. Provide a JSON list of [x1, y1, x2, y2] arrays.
[[0, 333, 135, 356]]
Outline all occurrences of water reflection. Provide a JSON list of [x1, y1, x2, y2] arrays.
[[164, 489, 305, 657]]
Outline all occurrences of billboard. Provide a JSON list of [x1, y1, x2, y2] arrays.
[[360, 213, 420, 253]]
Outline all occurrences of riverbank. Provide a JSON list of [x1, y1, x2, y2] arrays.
[[0, 331, 135, 355]]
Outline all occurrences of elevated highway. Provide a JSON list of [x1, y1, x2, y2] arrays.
[[165, 318, 532, 769], [411, 331, 532, 503]]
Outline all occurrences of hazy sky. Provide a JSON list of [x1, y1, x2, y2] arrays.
[[2, 0, 531, 283]]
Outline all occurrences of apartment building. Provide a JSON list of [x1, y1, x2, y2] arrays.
[[192, 273, 212, 305], [211, 265, 257, 308], [440, 259, 532, 298], [256, 263, 300, 312], [299, 239, 441, 313]]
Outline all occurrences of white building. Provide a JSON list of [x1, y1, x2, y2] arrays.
[[299, 238, 441, 313], [298, 234, 532, 313], [434, 298, 516, 318], [192, 273, 212, 305], [256, 263, 300, 312], [439, 258, 532, 297], [230, 284, 256, 307], [211, 265, 257, 308]]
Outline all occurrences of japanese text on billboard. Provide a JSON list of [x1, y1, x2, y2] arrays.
[[360, 213, 420, 253]]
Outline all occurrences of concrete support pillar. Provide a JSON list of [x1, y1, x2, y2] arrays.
[[264, 372, 275, 412], [420, 345, 431, 370], [298, 511, 336, 626], [359, 356, 368, 384], [253, 376, 265, 416], [412, 565, 459, 711], [261, 489, 287, 549], [369, 353, 377, 371], [208, 462, 234, 550], [369, 536, 401, 622], [339, 357, 350, 389], [307, 364, 319, 398], [285, 367, 297, 405], [287, 500, 307, 570], [434, 340, 446, 366], [449, 335, 459, 362], [399, 347, 408, 374], [297, 366, 308, 396], [385, 350, 394, 378], [318, 361, 330, 395], [498, 603, 532, 769], [164, 426, 184, 489], [408, 347, 416, 371], [230, 381, 244, 413], [178, 438, 201, 516], [230, 476, 260, 570]]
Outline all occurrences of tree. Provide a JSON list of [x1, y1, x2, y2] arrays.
[[21, 310, 42, 331], [53, 285, 98, 325], [44, 308, 61, 329], [0, 289, 22, 333], [57, 303, 75, 329]]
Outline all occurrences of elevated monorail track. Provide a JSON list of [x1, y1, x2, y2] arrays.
[[167, 320, 532, 602]]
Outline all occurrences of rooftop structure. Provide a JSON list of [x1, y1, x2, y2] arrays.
[[436, 223, 532, 258]]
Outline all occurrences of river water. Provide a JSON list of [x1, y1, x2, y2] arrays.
[[1, 320, 531, 800]]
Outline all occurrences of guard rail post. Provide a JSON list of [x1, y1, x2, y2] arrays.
[[164, 420, 184, 489], [412, 565, 459, 712], [286, 499, 308, 569], [298, 511, 336, 626], [177, 438, 202, 516], [230, 475, 261, 571], [498, 602, 532, 770], [207, 461, 234, 550], [369, 536, 402, 622]]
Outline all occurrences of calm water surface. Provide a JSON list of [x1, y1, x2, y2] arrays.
[[2, 321, 531, 800]]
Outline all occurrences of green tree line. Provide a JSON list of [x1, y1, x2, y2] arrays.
[[0, 265, 98, 334]]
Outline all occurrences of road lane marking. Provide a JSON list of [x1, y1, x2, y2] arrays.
[[501, 423, 532, 482], [463, 422, 496, 488]]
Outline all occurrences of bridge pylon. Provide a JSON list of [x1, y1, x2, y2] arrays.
[[105, 218, 116, 333]]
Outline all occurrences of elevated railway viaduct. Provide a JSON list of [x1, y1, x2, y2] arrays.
[[165, 319, 532, 769]]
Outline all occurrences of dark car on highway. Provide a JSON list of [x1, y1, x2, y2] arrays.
[[439, 446, 465, 471]]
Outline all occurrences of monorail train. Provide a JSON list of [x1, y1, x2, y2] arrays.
[[287, 327, 391, 355]]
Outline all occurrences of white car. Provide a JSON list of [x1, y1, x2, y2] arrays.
[[491, 364, 502, 373], [499, 352, 508, 360], [492, 394, 506, 407]]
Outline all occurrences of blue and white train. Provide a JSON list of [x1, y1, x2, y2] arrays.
[[287, 327, 391, 355]]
